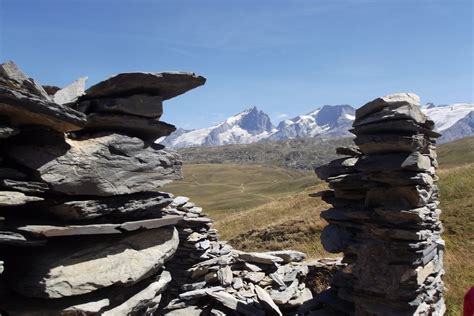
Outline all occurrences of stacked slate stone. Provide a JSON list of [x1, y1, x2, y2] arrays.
[[314, 93, 445, 315], [0, 61, 205, 314], [158, 195, 344, 315]]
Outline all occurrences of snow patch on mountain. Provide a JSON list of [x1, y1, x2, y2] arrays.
[[422, 103, 474, 132]]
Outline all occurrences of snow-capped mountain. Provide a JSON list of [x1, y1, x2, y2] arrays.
[[268, 105, 355, 141], [162, 102, 473, 148], [422, 103, 474, 143], [161, 105, 356, 148], [161, 107, 275, 148]]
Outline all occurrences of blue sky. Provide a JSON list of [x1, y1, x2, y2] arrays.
[[1, 0, 472, 129]]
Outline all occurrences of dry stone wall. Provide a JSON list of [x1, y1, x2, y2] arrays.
[[315, 93, 445, 315], [0, 61, 340, 315]]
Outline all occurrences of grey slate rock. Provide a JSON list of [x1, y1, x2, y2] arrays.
[[48, 191, 174, 221], [320, 224, 353, 253], [355, 93, 420, 122], [0, 86, 87, 132], [355, 134, 429, 154], [15, 215, 183, 237], [53, 77, 87, 105], [75, 94, 163, 118], [11, 227, 179, 298], [350, 119, 441, 138], [83, 72, 206, 100], [8, 134, 182, 196], [0, 191, 43, 206], [79, 113, 176, 141], [0, 124, 19, 139], [266, 250, 306, 263], [0, 61, 50, 100], [0, 179, 49, 194]]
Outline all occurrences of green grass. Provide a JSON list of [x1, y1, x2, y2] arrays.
[[163, 163, 318, 219], [437, 136, 474, 167], [163, 138, 474, 315]]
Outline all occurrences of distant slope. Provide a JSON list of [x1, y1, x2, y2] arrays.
[[178, 137, 354, 170], [437, 136, 474, 167]]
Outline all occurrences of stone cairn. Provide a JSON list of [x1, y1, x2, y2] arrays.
[[315, 93, 445, 315], [0, 61, 341, 315]]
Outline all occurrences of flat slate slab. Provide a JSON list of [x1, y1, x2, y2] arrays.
[[0, 86, 86, 132], [75, 94, 163, 118], [8, 133, 182, 196], [15, 215, 183, 237], [0, 191, 43, 206], [11, 227, 179, 298], [81, 113, 176, 141], [83, 72, 206, 100]]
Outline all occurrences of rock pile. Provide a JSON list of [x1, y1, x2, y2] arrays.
[[0, 61, 204, 314], [157, 196, 345, 315], [315, 93, 445, 315], [0, 61, 343, 315]]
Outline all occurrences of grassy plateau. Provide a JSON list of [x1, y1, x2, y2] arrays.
[[163, 137, 474, 315]]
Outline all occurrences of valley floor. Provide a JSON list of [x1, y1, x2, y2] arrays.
[[162, 137, 474, 316]]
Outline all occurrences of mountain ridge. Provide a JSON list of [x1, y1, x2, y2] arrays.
[[161, 102, 474, 148]]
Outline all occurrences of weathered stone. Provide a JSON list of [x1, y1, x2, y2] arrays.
[[354, 103, 432, 128], [83, 72, 206, 100], [80, 113, 176, 141], [243, 271, 265, 283], [15, 215, 182, 237], [163, 305, 203, 316], [320, 224, 353, 253], [102, 270, 171, 316], [0, 231, 45, 246], [336, 146, 361, 156], [8, 134, 182, 196], [65, 299, 111, 314], [0, 86, 86, 132], [172, 196, 189, 207], [75, 94, 163, 118], [217, 265, 233, 286], [355, 134, 429, 154], [0, 191, 43, 206], [53, 77, 87, 105], [0, 124, 19, 139], [11, 227, 179, 298], [314, 157, 358, 180], [0, 61, 50, 100], [355, 93, 420, 122], [48, 192, 174, 221], [366, 186, 433, 208], [355, 152, 432, 173], [208, 291, 265, 315], [269, 280, 298, 305], [235, 251, 284, 265], [286, 287, 313, 307], [350, 119, 441, 138], [266, 250, 306, 263], [255, 285, 282, 316], [365, 171, 434, 186], [0, 179, 49, 194], [179, 286, 224, 300]]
